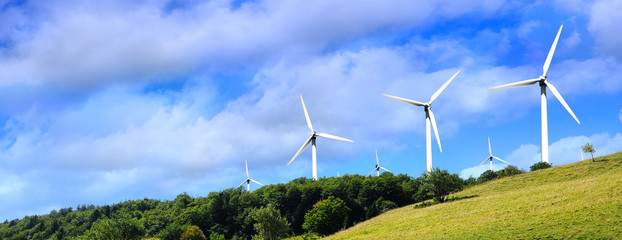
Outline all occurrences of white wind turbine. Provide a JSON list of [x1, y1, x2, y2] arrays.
[[368, 150, 391, 176], [488, 25, 580, 163], [477, 137, 509, 171], [237, 160, 264, 191], [382, 70, 460, 172], [288, 95, 354, 180]]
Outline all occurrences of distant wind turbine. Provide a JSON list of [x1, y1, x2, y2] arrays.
[[288, 95, 354, 180], [237, 160, 264, 191], [488, 25, 580, 164], [368, 150, 391, 176], [382, 70, 460, 172], [581, 149, 584, 161], [477, 137, 509, 171]]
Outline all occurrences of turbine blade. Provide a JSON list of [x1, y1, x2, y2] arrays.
[[429, 70, 460, 104], [487, 78, 540, 90], [493, 156, 510, 164], [380, 166, 392, 173], [237, 181, 246, 189], [250, 179, 264, 186], [376, 149, 379, 165], [316, 132, 354, 142], [368, 169, 377, 177], [381, 94, 426, 106], [545, 81, 580, 124], [543, 25, 563, 76], [300, 95, 314, 131], [288, 135, 314, 166], [488, 137, 492, 156], [428, 110, 442, 152], [245, 160, 249, 178], [477, 157, 490, 167]]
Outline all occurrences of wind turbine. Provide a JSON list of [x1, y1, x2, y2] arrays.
[[287, 95, 354, 180], [477, 137, 509, 171], [581, 149, 584, 161], [237, 160, 264, 191], [368, 150, 391, 176], [382, 70, 460, 172], [487, 25, 580, 163]]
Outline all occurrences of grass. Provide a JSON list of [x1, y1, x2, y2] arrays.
[[326, 152, 622, 239]]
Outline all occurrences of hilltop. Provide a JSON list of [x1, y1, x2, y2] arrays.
[[327, 152, 622, 239]]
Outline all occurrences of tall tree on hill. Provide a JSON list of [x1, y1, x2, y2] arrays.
[[421, 168, 464, 203], [582, 142, 596, 162]]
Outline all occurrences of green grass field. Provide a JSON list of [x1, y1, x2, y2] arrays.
[[326, 152, 622, 239]]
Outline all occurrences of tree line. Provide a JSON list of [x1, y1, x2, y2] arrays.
[[0, 165, 527, 239]]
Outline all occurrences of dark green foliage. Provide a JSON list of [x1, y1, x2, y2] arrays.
[[78, 218, 145, 240], [251, 204, 291, 240], [422, 168, 464, 203], [0, 172, 471, 239], [302, 196, 350, 236], [497, 165, 525, 177], [180, 225, 207, 240], [530, 162, 553, 171], [477, 170, 499, 183], [464, 177, 478, 186]]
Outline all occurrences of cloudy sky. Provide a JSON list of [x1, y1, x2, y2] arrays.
[[1, 0, 621, 220]]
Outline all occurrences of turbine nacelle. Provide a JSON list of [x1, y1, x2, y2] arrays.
[[487, 24, 581, 164], [382, 70, 460, 172], [288, 95, 354, 180]]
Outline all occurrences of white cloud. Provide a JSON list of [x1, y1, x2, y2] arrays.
[[563, 30, 581, 49], [588, 0, 622, 60], [505, 133, 622, 170], [0, 0, 508, 91]]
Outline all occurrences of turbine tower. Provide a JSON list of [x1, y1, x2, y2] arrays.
[[368, 150, 392, 176], [237, 160, 264, 191], [382, 70, 460, 172], [488, 25, 580, 163], [288, 95, 354, 180], [477, 137, 509, 171]]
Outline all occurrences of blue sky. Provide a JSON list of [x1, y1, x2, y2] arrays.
[[1, 0, 621, 220]]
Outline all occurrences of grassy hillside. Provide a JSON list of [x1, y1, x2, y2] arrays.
[[327, 152, 622, 239]]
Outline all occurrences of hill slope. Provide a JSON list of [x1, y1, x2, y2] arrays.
[[327, 152, 622, 239]]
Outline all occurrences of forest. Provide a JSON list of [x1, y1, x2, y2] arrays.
[[0, 166, 524, 240]]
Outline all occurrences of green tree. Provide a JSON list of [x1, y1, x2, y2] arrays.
[[477, 170, 499, 183], [80, 218, 145, 240], [180, 225, 206, 240], [302, 196, 350, 236], [530, 162, 552, 171], [582, 142, 596, 162], [421, 168, 464, 203], [463, 177, 477, 186], [497, 165, 525, 177], [251, 204, 291, 240]]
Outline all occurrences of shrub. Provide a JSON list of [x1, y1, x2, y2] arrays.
[[498, 165, 525, 177], [302, 196, 350, 236], [477, 170, 498, 183], [530, 162, 552, 171], [421, 168, 464, 203], [251, 204, 291, 240], [180, 225, 206, 240]]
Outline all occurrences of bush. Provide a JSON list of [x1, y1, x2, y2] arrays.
[[421, 168, 464, 203], [477, 170, 498, 183], [498, 165, 525, 177], [530, 162, 552, 171], [180, 225, 206, 240], [302, 196, 350, 236], [463, 177, 477, 187], [80, 218, 145, 240], [251, 204, 291, 240]]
